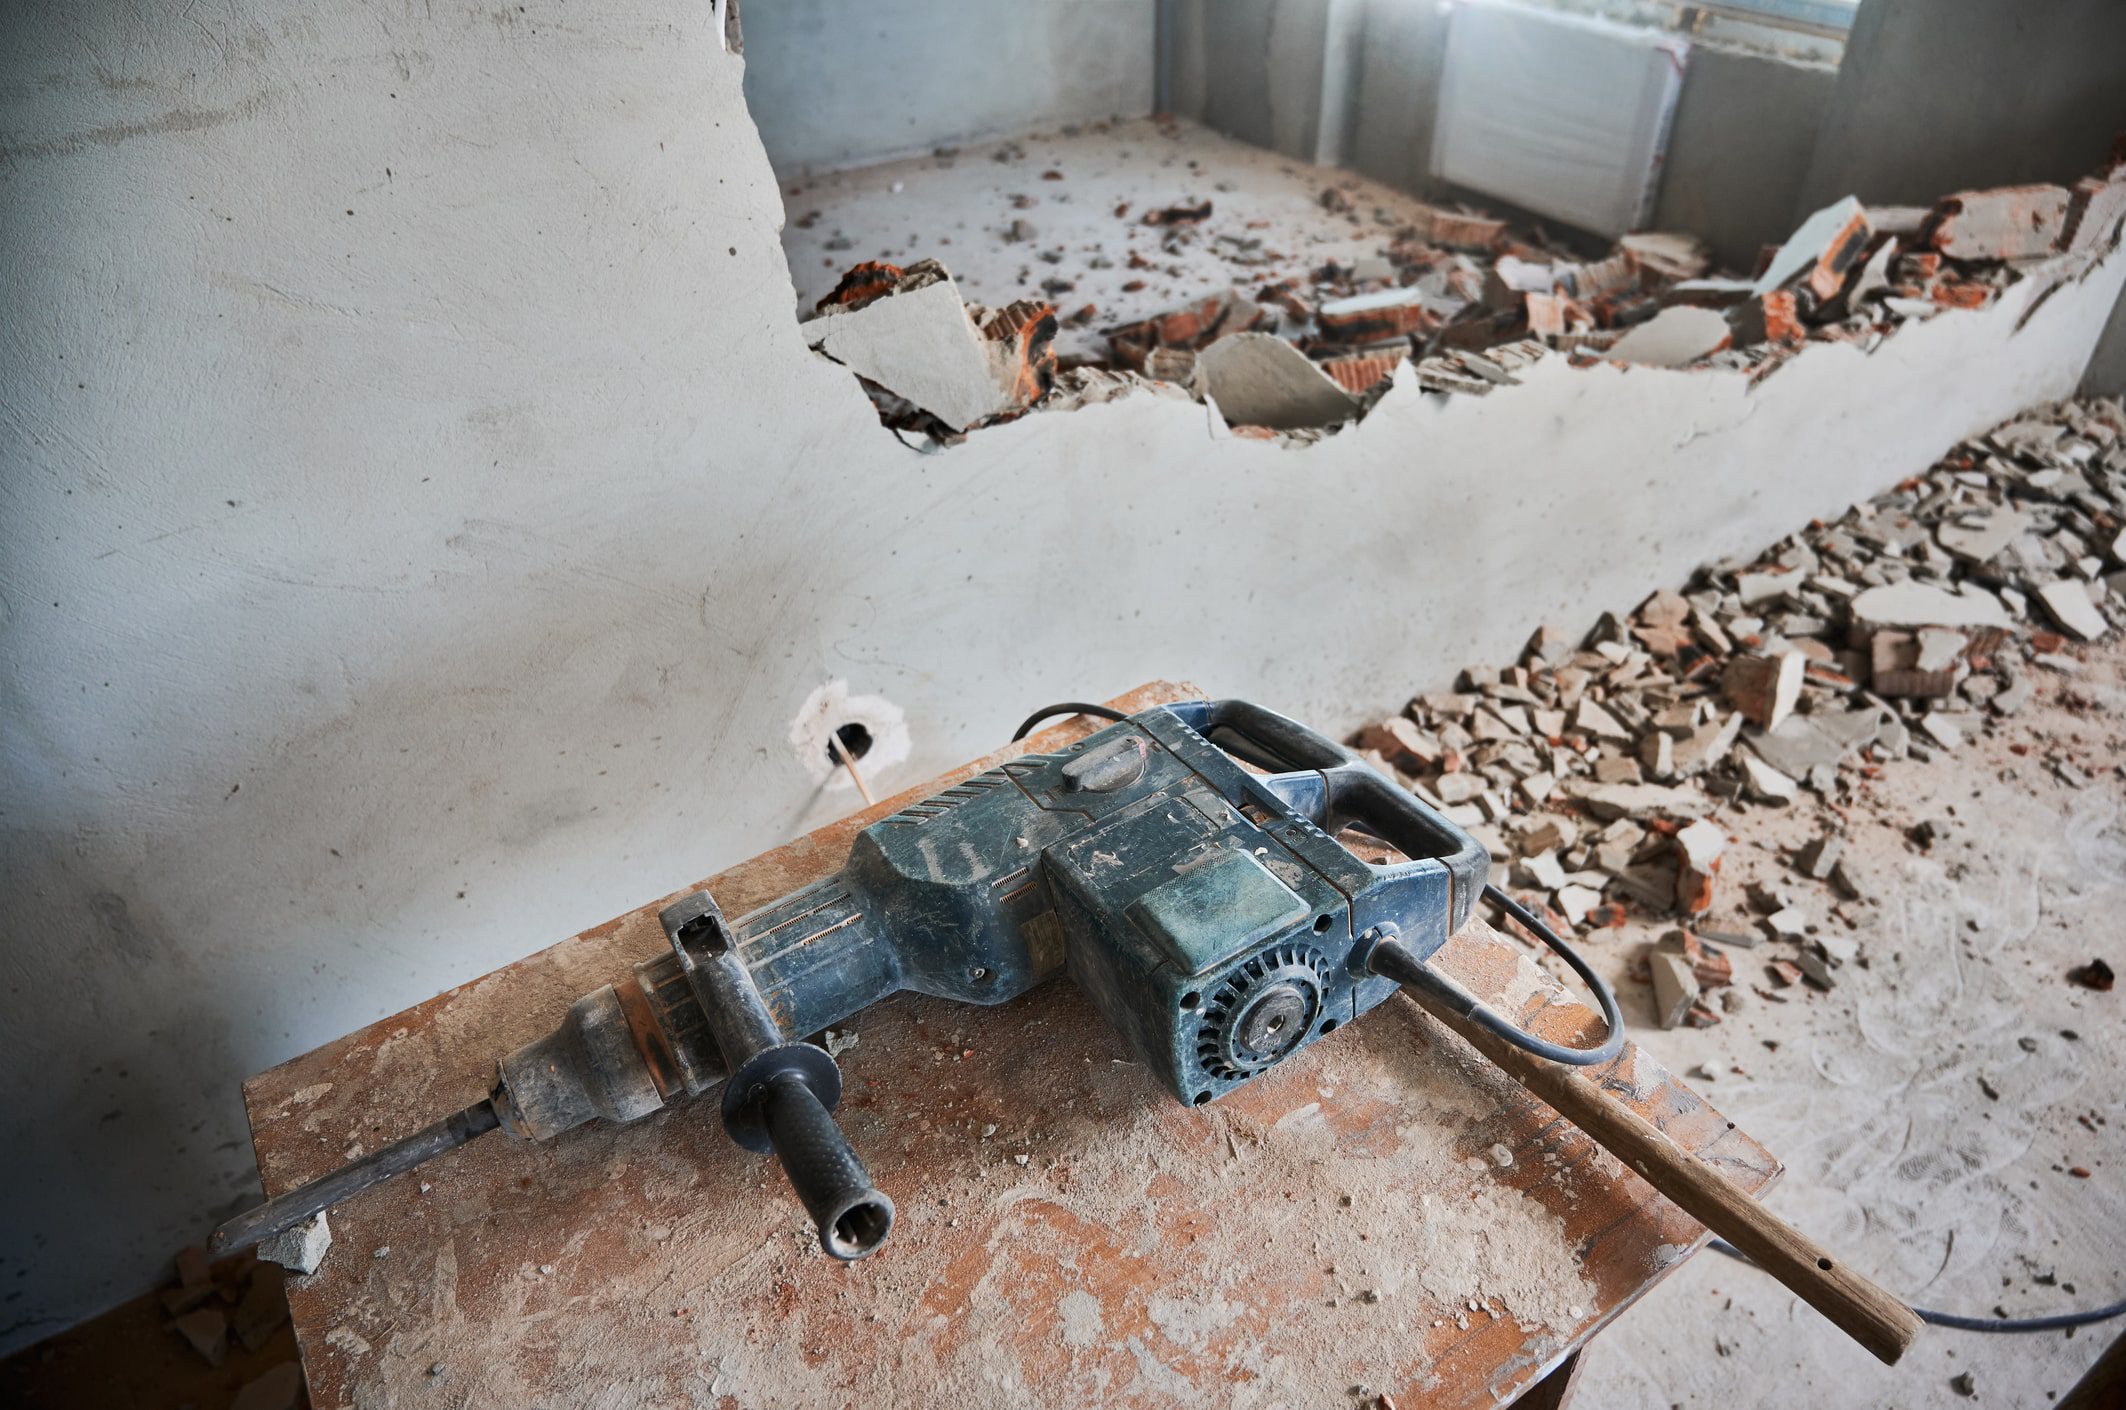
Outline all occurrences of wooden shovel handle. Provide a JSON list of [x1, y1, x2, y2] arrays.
[[1395, 981, 1924, 1366]]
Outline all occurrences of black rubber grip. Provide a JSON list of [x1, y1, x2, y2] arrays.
[[758, 1071, 895, 1261]]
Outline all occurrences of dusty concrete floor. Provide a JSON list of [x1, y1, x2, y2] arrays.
[[1567, 636, 2125, 1407], [776, 117, 1464, 359]]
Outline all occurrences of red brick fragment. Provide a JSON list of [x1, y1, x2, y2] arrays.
[[814, 260, 905, 314]]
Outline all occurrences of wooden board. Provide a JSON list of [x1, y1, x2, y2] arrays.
[[242, 682, 1778, 1409]]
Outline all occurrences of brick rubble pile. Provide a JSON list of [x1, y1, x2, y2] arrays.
[[1347, 397, 2126, 1026]]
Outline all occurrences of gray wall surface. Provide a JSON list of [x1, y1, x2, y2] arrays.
[[2085, 287, 2126, 398], [1191, 0, 1837, 269], [742, 0, 1155, 173], [1653, 47, 1838, 271], [1797, 0, 2126, 213], [1166, 0, 1359, 164], [1344, 0, 1452, 196], [3, 0, 2124, 1355]]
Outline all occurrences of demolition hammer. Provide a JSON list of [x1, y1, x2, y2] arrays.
[[213, 698, 1921, 1365]]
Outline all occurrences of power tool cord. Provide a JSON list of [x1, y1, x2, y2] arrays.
[[1009, 700, 2124, 1336], [1475, 884, 1627, 1066], [1010, 701, 1129, 741]]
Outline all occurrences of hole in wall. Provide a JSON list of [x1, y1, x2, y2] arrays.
[[828, 722, 873, 764], [788, 679, 911, 794]]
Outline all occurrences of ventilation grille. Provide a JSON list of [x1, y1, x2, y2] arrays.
[[882, 769, 1012, 826]]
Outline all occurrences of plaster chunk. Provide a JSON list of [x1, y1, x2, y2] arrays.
[[1849, 581, 2011, 634], [1604, 306, 1732, 368], [2035, 579, 2107, 640], [800, 276, 1004, 431], [259, 1212, 332, 1275], [1195, 333, 1359, 431]]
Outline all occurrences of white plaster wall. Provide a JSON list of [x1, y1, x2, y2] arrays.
[[3, 0, 2123, 1350], [740, 0, 1155, 175]]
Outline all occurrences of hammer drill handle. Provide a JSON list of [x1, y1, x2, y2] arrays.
[[1390, 970, 1922, 1366]]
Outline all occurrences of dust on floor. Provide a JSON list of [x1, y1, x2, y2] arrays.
[[1576, 631, 2122, 1407]]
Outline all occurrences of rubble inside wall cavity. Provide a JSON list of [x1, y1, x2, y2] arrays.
[[796, 122, 2126, 447], [1343, 396, 2125, 1027]]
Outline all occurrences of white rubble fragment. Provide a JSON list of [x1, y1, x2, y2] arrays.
[[1649, 952, 1700, 1029], [2035, 579, 2107, 641], [1674, 818, 1727, 873], [1574, 697, 1631, 740], [1563, 779, 1716, 821], [1740, 754, 1798, 803], [1555, 884, 1604, 925], [1849, 581, 2010, 634], [1605, 306, 1731, 368], [799, 274, 1007, 432], [1753, 195, 1866, 297], [1195, 333, 1359, 431], [260, 1212, 332, 1275]]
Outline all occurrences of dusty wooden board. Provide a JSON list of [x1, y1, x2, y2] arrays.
[[243, 682, 1778, 1409]]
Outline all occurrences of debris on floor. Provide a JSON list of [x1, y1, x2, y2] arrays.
[[784, 117, 2126, 445], [1343, 395, 2125, 1023]]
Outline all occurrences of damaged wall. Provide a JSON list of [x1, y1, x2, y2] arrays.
[[1797, 0, 2126, 213], [741, 0, 1155, 174], [4, 0, 2126, 1355]]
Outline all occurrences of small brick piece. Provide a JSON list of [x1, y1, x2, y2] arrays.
[[812, 260, 906, 314], [1723, 651, 1804, 730]]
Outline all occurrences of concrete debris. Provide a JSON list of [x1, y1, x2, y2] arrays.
[[798, 137, 2126, 444], [1723, 651, 1804, 730], [1745, 708, 1882, 779], [2036, 579, 2108, 640], [2062, 172, 2126, 256], [1347, 392, 2118, 950], [799, 261, 1055, 432], [1849, 581, 2011, 637], [1565, 780, 1716, 822], [1620, 232, 1712, 281], [170, 1306, 229, 1366], [1604, 305, 1731, 367], [1649, 951, 1701, 1029], [230, 1363, 304, 1410], [1196, 332, 1360, 431], [1794, 835, 1842, 881], [1754, 196, 1871, 302], [260, 1211, 332, 1275]]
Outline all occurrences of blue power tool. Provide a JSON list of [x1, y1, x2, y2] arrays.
[[213, 699, 1620, 1263]]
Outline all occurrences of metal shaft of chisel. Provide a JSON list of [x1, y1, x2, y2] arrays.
[[210, 1098, 501, 1253]]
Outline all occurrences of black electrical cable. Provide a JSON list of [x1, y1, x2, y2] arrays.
[[1702, 1238, 2126, 1334], [1482, 884, 1626, 1065], [1364, 889, 1624, 1067], [1010, 701, 1128, 741]]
